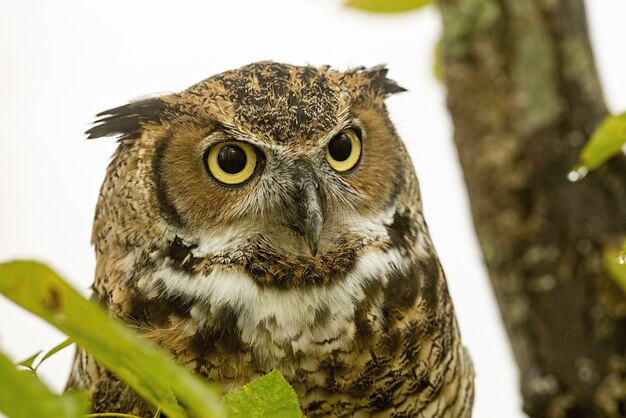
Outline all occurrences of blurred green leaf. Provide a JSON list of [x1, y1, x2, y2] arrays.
[[36, 338, 74, 370], [574, 112, 626, 173], [603, 246, 626, 294], [0, 260, 225, 418], [16, 338, 74, 375], [346, 0, 432, 13], [433, 38, 443, 81], [16, 350, 42, 370], [223, 370, 301, 418], [0, 349, 87, 418]]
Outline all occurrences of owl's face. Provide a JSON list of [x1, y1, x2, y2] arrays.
[[91, 62, 416, 285]]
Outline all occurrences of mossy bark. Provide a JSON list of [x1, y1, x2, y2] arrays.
[[438, 0, 626, 416]]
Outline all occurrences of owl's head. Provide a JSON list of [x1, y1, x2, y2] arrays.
[[90, 62, 421, 289]]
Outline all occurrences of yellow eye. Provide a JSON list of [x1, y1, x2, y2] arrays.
[[206, 141, 258, 185], [325, 128, 362, 172]]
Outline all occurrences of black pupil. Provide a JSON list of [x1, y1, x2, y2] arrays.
[[217, 145, 247, 174], [328, 133, 352, 161]]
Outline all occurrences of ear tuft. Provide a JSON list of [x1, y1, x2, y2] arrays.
[[366, 65, 407, 97], [86, 96, 167, 140]]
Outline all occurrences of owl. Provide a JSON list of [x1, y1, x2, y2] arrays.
[[66, 62, 474, 417]]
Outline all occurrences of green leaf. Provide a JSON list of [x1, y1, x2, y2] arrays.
[[0, 260, 225, 418], [603, 246, 626, 294], [346, 0, 432, 13], [575, 112, 626, 173], [16, 350, 43, 370], [223, 370, 302, 418], [433, 38, 443, 82], [16, 339, 73, 375], [36, 338, 74, 371], [0, 349, 87, 418]]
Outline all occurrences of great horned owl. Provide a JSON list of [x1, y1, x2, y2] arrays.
[[67, 62, 474, 417]]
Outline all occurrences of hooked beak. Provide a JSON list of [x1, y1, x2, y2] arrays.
[[294, 162, 323, 256]]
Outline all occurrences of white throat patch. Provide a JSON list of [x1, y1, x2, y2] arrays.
[[152, 246, 407, 361]]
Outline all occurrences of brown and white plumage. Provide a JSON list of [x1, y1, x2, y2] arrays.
[[67, 62, 474, 417]]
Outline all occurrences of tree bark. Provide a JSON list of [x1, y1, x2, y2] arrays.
[[438, 0, 626, 416]]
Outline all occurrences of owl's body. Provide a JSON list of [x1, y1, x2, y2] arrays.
[[67, 62, 474, 417]]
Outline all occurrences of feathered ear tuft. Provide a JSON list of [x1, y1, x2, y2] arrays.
[[86, 96, 167, 140], [366, 65, 407, 97]]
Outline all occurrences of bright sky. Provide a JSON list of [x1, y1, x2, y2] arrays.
[[0, 1, 624, 417]]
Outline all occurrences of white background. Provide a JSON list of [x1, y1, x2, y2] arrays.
[[1, 1, 625, 417]]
